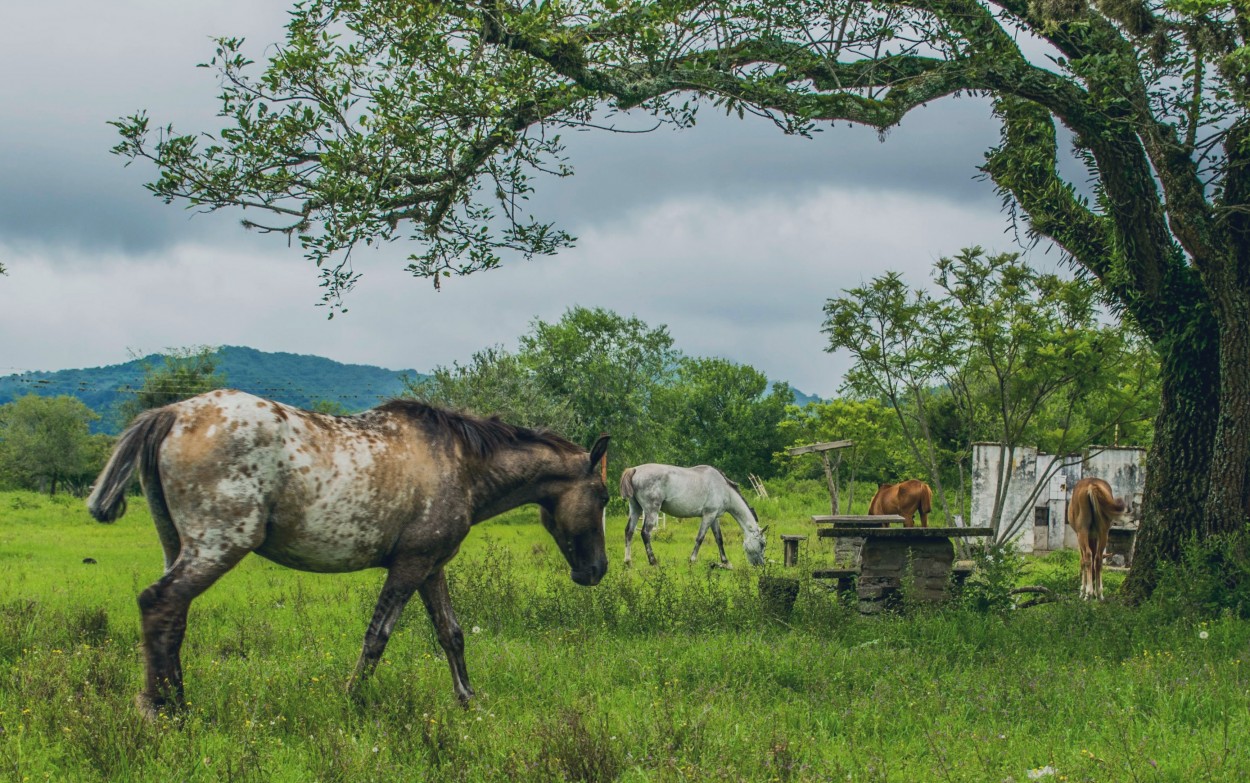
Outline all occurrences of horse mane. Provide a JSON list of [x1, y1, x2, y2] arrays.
[[375, 399, 582, 460], [707, 467, 756, 520]]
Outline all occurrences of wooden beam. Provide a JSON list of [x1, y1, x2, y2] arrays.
[[785, 439, 854, 456]]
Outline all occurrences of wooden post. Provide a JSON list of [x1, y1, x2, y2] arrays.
[[781, 535, 807, 568], [786, 440, 854, 521], [820, 451, 837, 516]]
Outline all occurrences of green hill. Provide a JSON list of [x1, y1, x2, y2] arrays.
[[0, 346, 426, 433]]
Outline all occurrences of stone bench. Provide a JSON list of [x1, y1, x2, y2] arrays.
[[811, 567, 859, 594]]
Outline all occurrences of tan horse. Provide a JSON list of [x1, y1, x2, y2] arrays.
[[1067, 477, 1129, 600], [868, 480, 932, 527]]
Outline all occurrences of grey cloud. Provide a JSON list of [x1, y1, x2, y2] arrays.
[[1, 0, 1005, 262]]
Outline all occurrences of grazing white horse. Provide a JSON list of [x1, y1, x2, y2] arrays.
[[619, 463, 767, 568]]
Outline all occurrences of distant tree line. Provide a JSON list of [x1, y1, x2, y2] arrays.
[[1, 253, 1158, 501], [407, 305, 795, 481], [0, 349, 226, 496]]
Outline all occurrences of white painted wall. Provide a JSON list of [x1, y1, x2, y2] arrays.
[[971, 443, 1145, 553]]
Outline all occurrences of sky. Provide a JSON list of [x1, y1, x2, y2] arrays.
[[0, 0, 1051, 399]]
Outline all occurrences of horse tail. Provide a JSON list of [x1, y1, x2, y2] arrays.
[[619, 467, 636, 499], [1083, 487, 1105, 549], [919, 483, 933, 515], [87, 408, 178, 523], [1089, 484, 1125, 536]]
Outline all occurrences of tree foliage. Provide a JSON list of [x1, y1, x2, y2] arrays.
[[406, 344, 580, 433], [0, 395, 106, 495], [774, 397, 911, 488], [114, 346, 227, 426], [824, 248, 1158, 538], [658, 356, 793, 479], [520, 306, 680, 470], [113, 0, 1250, 596], [408, 306, 791, 479]]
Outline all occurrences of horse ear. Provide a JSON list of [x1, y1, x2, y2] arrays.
[[760, 524, 770, 535], [587, 434, 610, 475]]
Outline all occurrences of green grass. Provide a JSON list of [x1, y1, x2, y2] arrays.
[[1, 490, 1248, 782]]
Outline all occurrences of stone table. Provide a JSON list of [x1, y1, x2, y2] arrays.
[[818, 526, 993, 614], [810, 515, 901, 565]]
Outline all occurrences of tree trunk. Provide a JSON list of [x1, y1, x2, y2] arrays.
[[1204, 292, 1250, 535], [1122, 336, 1219, 602], [820, 451, 838, 515]]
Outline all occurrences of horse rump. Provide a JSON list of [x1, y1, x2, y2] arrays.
[[619, 466, 637, 499]]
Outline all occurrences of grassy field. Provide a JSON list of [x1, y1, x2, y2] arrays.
[[1, 489, 1247, 782]]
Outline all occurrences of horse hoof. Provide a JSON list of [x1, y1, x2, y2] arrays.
[[135, 693, 172, 722]]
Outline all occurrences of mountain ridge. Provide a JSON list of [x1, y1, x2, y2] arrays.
[[0, 346, 424, 433]]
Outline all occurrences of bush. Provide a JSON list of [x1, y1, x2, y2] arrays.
[[958, 540, 1026, 614], [1149, 526, 1250, 619]]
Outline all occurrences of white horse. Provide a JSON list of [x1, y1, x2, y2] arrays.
[[619, 463, 767, 568]]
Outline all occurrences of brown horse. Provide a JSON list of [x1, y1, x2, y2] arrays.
[[868, 480, 933, 527], [87, 390, 609, 717], [1067, 477, 1128, 600]]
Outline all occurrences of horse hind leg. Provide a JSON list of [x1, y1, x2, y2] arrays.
[[136, 545, 250, 717], [1094, 528, 1110, 601], [1076, 535, 1093, 600], [624, 499, 642, 566], [641, 510, 660, 566]]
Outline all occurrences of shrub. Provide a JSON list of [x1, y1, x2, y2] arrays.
[[1150, 526, 1250, 619], [958, 540, 1026, 614]]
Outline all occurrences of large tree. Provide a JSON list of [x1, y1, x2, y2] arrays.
[[112, 0, 1250, 598]]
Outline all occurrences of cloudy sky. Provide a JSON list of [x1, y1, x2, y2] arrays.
[[0, 1, 1044, 399]]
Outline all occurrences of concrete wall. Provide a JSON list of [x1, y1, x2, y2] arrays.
[[1082, 447, 1147, 515], [971, 443, 1144, 553]]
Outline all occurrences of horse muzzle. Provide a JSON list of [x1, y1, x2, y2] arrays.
[[571, 558, 607, 586]]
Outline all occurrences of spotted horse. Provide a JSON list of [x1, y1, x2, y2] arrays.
[[88, 389, 609, 717]]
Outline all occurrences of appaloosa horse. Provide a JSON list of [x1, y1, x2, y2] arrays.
[[868, 479, 933, 527], [1067, 477, 1128, 600], [88, 390, 609, 716], [619, 463, 766, 568]]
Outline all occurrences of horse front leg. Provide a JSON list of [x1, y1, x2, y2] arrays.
[[348, 566, 421, 695], [689, 514, 717, 565], [417, 568, 474, 705], [711, 517, 732, 568]]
